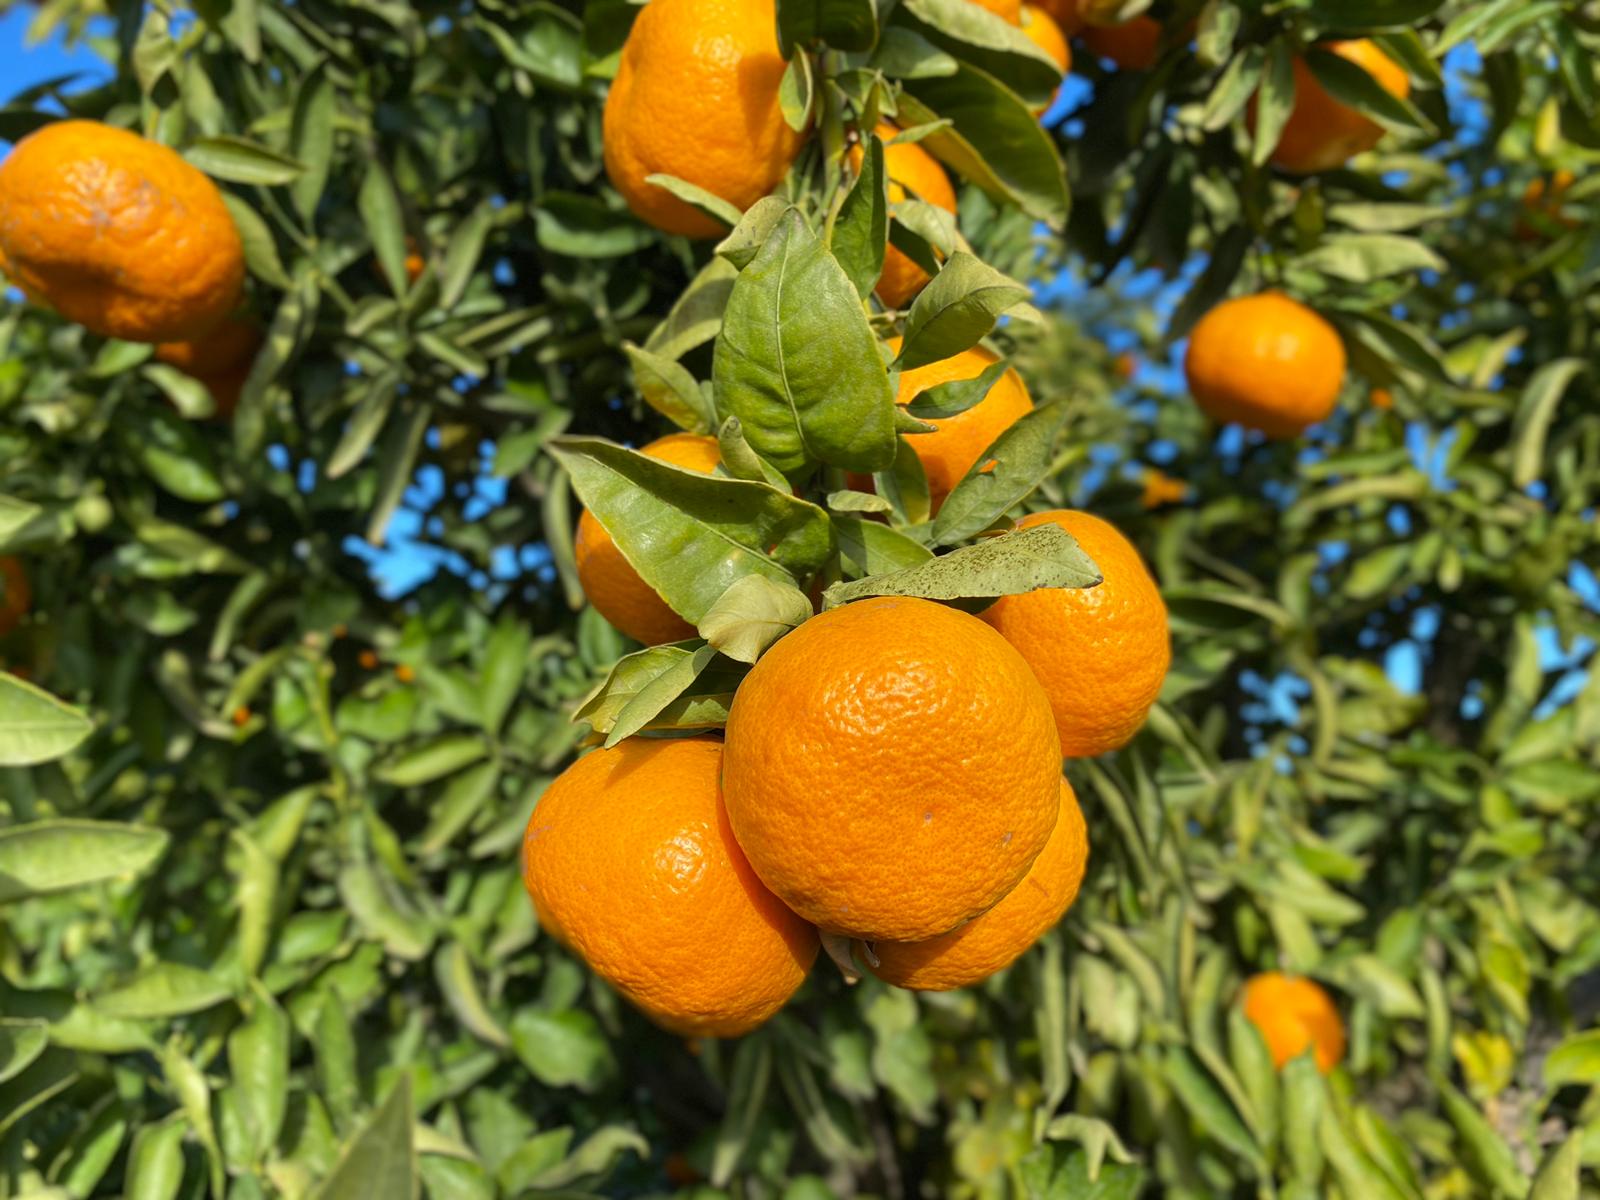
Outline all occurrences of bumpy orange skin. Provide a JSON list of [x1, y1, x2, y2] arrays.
[[522, 737, 817, 1038], [1239, 972, 1346, 1074], [1080, 17, 1163, 70], [575, 433, 723, 645], [847, 126, 957, 311], [0, 121, 244, 343], [970, 0, 1024, 21], [603, 0, 805, 238], [981, 511, 1169, 758], [0, 558, 30, 638], [722, 596, 1062, 942], [1021, 5, 1072, 112], [1269, 41, 1410, 174], [890, 338, 1033, 511], [1184, 292, 1346, 438], [872, 779, 1087, 990]]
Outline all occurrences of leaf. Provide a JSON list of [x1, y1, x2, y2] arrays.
[[439, 202, 495, 311], [623, 343, 714, 434], [508, 1009, 613, 1092], [1253, 40, 1297, 166], [1543, 1030, 1600, 1089], [896, 254, 1030, 371], [832, 133, 888, 300], [222, 193, 290, 288], [123, 407, 227, 502], [822, 521, 1099, 608], [895, 0, 1063, 110], [360, 158, 409, 298], [603, 642, 719, 746], [367, 403, 430, 545], [0, 496, 42, 544], [575, 643, 746, 737], [1304, 47, 1431, 133], [125, 1115, 187, 1200], [534, 192, 655, 258], [834, 517, 935, 577], [898, 65, 1069, 224], [1200, 46, 1264, 131], [376, 734, 489, 787], [712, 208, 898, 473], [314, 1077, 418, 1200], [827, 489, 894, 514], [906, 356, 1011, 419], [1167, 226, 1251, 339], [931, 402, 1070, 545], [1434, 1074, 1531, 1199], [0, 675, 94, 767], [712, 1035, 772, 1185], [717, 197, 796, 271], [1511, 359, 1585, 488], [779, 50, 814, 131], [697, 575, 813, 663], [776, 0, 877, 54], [1306, 0, 1446, 33], [0, 1023, 47, 1087], [1326, 201, 1455, 231], [549, 437, 833, 625], [1163, 1048, 1269, 1174], [289, 60, 336, 222], [1529, 1137, 1582, 1200], [645, 256, 740, 360], [643, 173, 743, 230], [327, 370, 399, 479], [95, 962, 234, 1018], [228, 987, 290, 1163], [183, 135, 306, 185], [1295, 233, 1443, 282]]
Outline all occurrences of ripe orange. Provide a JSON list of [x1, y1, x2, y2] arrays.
[[155, 313, 260, 378], [574, 433, 723, 645], [981, 510, 1169, 758], [1370, 387, 1394, 411], [1268, 41, 1410, 174], [1515, 170, 1579, 242], [969, 0, 1023, 21], [889, 337, 1033, 511], [722, 596, 1063, 943], [0, 121, 244, 343], [1034, 0, 1083, 34], [603, 0, 805, 238], [0, 558, 30, 638], [1020, 4, 1071, 114], [846, 126, 957, 311], [522, 737, 817, 1037], [1139, 468, 1188, 509], [1184, 291, 1346, 438], [1239, 972, 1346, 1073], [1079, 17, 1163, 70], [872, 778, 1087, 990]]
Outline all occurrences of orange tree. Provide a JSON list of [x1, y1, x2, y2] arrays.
[[0, 0, 1597, 1196]]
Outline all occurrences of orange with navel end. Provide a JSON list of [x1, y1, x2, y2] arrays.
[[603, 0, 805, 238], [0, 558, 30, 638], [0, 121, 244, 343], [1239, 972, 1346, 1073], [889, 337, 1034, 511], [969, 0, 1023, 21], [1268, 41, 1410, 174], [872, 778, 1088, 990], [722, 596, 1063, 943], [522, 737, 818, 1037], [847, 126, 958, 311], [1184, 292, 1346, 438], [981, 510, 1169, 758], [1079, 17, 1163, 71], [1020, 4, 1072, 114], [574, 433, 723, 645]]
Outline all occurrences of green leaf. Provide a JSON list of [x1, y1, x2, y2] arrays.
[[1510, 358, 1585, 488], [125, 1115, 188, 1200], [95, 962, 234, 1018], [184, 135, 306, 185], [221, 192, 291, 288], [896, 253, 1030, 371], [314, 1077, 418, 1200], [123, 407, 228, 502], [623, 342, 715, 434], [1306, 0, 1445, 33], [1319, 1108, 1411, 1200], [1168, 226, 1251, 339], [575, 643, 746, 738], [508, 1009, 614, 1092], [360, 159, 409, 298], [931, 402, 1070, 545], [228, 987, 290, 1163], [551, 434, 837, 630], [697, 574, 813, 664], [832, 133, 889, 300], [602, 642, 720, 747], [1543, 1030, 1600, 1089], [895, 0, 1062, 108], [1434, 1074, 1531, 1199], [1326, 201, 1455, 231], [718, 416, 793, 489], [1304, 47, 1431, 133], [0, 1022, 47, 1087], [645, 256, 740, 361], [1253, 40, 1297, 166], [326, 370, 399, 480], [534, 192, 655, 258], [439, 202, 495, 312], [1200, 46, 1264, 131], [712, 1035, 773, 1185], [776, 0, 877, 53], [375, 734, 489, 787], [288, 60, 335, 222], [367, 402, 430, 545], [835, 516, 935, 577], [1164, 1048, 1268, 1174], [0, 675, 94, 767], [779, 50, 814, 131], [1529, 1137, 1582, 1200], [642, 173, 743, 230], [822, 521, 1098, 608], [712, 208, 898, 473], [899, 66, 1070, 223], [905, 356, 1011, 419], [1294, 233, 1444, 282], [0, 496, 42, 544]]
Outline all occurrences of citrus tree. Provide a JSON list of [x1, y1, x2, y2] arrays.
[[0, 0, 1598, 1197]]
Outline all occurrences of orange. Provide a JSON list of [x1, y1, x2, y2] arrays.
[[1034, 0, 1083, 34], [0, 558, 29, 638], [981, 510, 1169, 758], [1139, 468, 1188, 509], [574, 433, 723, 645], [1370, 387, 1394, 411], [1516, 170, 1579, 242], [603, 0, 805, 238], [0, 121, 244, 343], [846, 126, 957, 311], [1020, 5, 1071, 114], [871, 778, 1087, 990], [969, 0, 1023, 20], [156, 314, 259, 421], [1079, 17, 1163, 70], [521, 737, 817, 1037], [889, 337, 1033, 511], [1184, 291, 1346, 438], [1268, 41, 1410, 174], [1239, 972, 1346, 1073], [722, 596, 1062, 942]]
